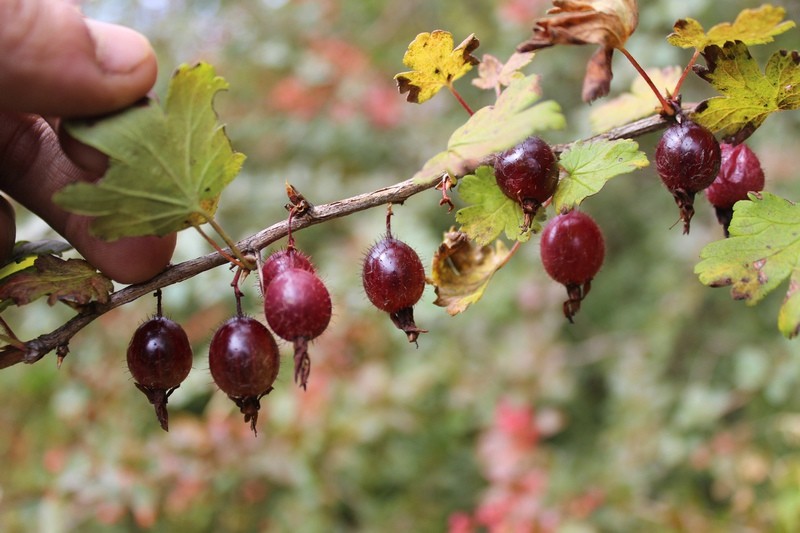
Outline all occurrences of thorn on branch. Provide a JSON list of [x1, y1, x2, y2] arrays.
[[56, 344, 69, 369], [435, 173, 456, 212], [285, 182, 315, 217]]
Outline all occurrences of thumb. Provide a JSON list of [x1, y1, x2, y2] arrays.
[[0, 0, 157, 117]]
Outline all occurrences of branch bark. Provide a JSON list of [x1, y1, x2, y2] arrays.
[[0, 108, 684, 370]]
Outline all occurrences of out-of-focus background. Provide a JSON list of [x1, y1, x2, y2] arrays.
[[2, 1, 800, 531]]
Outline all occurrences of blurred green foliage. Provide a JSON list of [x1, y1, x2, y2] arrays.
[[1, 1, 800, 531]]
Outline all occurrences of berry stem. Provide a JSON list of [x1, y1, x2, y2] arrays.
[[447, 83, 474, 116], [286, 207, 298, 249], [385, 203, 394, 237], [255, 251, 266, 296], [672, 48, 701, 98], [154, 288, 163, 317], [231, 267, 246, 316], [207, 217, 256, 269], [193, 224, 248, 270], [617, 46, 674, 116], [497, 240, 523, 271]]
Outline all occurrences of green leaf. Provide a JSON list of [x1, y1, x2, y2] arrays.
[[412, 74, 565, 183], [431, 230, 510, 315], [454, 166, 534, 246], [553, 139, 649, 211], [693, 42, 800, 142], [55, 62, 245, 240], [667, 4, 795, 49], [0, 255, 113, 310], [695, 192, 800, 338]]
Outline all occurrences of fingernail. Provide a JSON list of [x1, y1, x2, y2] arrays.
[[85, 20, 153, 74]]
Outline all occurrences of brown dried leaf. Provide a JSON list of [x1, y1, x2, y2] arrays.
[[517, 0, 639, 102], [0, 255, 113, 309], [472, 52, 536, 93], [518, 0, 638, 50]]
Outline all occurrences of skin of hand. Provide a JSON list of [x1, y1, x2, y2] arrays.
[[0, 0, 176, 284]]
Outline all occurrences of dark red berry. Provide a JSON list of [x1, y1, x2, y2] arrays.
[[494, 136, 559, 231], [209, 315, 280, 435], [540, 210, 605, 322], [264, 268, 332, 389], [362, 236, 427, 343], [260, 247, 315, 290], [127, 316, 193, 431], [655, 118, 721, 234], [705, 142, 765, 236]]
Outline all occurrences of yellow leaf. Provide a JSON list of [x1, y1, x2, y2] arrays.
[[0, 256, 34, 282], [668, 4, 796, 50], [395, 30, 480, 104]]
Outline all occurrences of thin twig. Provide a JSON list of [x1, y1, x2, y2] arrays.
[[0, 105, 697, 370]]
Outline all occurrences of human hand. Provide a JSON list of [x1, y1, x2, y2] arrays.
[[0, 0, 176, 284]]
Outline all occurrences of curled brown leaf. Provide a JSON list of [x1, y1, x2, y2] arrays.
[[517, 0, 639, 102]]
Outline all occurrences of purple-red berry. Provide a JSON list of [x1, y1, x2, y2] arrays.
[[209, 315, 281, 435], [705, 142, 765, 236], [362, 236, 427, 343], [494, 136, 559, 231], [655, 118, 721, 234], [127, 316, 193, 431], [540, 210, 605, 322]]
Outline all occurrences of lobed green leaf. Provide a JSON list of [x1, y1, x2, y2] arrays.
[[55, 62, 245, 240], [695, 192, 800, 338], [553, 139, 649, 212], [693, 42, 800, 143]]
